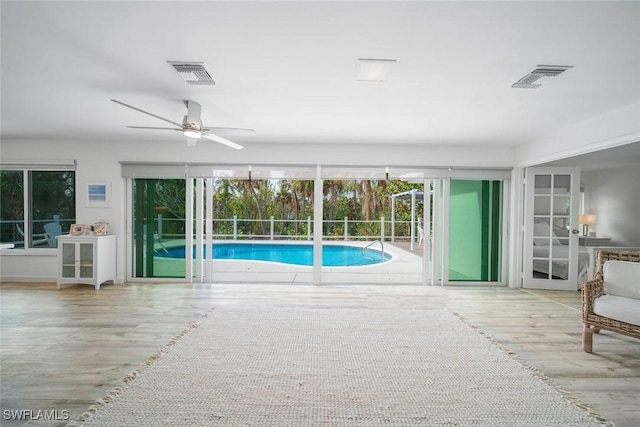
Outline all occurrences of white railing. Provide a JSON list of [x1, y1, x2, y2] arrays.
[[150, 215, 420, 242], [0, 215, 75, 247]]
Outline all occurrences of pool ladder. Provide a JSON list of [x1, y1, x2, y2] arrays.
[[362, 240, 385, 263]]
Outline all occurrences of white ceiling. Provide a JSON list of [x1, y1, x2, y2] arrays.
[[1, 1, 639, 154]]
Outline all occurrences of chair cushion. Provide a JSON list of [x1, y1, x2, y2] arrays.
[[593, 294, 640, 326], [603, 260, 640, 300]]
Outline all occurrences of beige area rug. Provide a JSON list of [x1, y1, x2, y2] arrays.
[[69, 308, 610, 426]]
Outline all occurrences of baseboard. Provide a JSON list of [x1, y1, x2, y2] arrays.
[[0, 276, 57, 283]]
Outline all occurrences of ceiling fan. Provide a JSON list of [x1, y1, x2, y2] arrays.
[[111, 99, 255, 150]]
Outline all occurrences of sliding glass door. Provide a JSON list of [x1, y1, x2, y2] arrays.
[[125, 164, 508, 286], [431, 178, 506, 285], [447, 180, 503, 282], [132, 178, 186, 278]]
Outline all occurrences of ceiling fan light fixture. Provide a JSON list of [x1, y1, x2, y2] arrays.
[[183, 129, 201, 139], [356, 59, 396, 82]]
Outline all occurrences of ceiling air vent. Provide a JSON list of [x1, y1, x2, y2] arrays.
[[512, 65, 573, 89], [168, 61, 215, 86]]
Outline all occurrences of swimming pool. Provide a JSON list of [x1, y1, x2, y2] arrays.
[[155, 243, 391, 267]]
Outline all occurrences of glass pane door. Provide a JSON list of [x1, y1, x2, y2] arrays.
[[61, 242, 76, 278], [79, 243, 93, 278], [132, 178, 186, 278], [446, 180, 504, 283], [524, 168, 580, 290]]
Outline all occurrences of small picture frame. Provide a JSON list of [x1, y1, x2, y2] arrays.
[[70, 224, 86, 236], [86, 182, 111, 207]]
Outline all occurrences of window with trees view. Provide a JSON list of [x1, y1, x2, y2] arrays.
[[0, 169, 75, 249]]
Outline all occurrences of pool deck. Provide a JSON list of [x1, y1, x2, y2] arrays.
[[154, 240, 426, 285]]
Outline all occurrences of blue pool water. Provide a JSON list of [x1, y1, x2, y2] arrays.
[[155, 243, 391, 267]]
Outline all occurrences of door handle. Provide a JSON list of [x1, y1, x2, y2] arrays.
[[571, 229, 579, 234]]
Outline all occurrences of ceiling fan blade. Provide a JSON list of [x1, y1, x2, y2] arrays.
[[202, 127, 257, 137], [201, 133, 243, 150], [111, 99, 183, 129], [127, 126, 182, 131]]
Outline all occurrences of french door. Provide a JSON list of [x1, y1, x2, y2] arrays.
[[523, 167, 580, 290]]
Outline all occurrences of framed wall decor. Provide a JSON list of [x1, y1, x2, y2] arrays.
[[86, 182, 111, 207], [70, 224, 86, 236]]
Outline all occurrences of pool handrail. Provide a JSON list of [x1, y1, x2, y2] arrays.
[[362, 240, 385, 263]]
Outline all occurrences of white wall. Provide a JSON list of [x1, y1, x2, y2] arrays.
[[0, 138, 515, 283], [583, 165, 640, 246], [514, 102, 640, 167]]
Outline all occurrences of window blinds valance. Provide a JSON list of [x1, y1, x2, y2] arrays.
[[0, 159, 76, 170], [120, 162, 187, 178], [121, 162, 511, 181], [122, 162, 318, 180], [187, 164, 318, 179], [321, 165, 512, 180]]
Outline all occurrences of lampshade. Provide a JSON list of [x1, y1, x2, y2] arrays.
[[578, 214, 596, 225]]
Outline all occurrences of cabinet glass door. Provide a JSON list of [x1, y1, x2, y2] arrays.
[[61, 242, 76, 278], [79, 243, 93, 278]]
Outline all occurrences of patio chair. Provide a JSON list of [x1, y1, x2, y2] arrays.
[[417, 226, 424, 247], [44, 222, 63, 247]]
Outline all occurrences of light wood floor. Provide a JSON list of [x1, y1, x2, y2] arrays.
[[1, 282, 639, 427]]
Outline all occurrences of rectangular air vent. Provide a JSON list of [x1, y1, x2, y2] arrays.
[[168, 61, 215, 86], [512, 65, 573, 89]]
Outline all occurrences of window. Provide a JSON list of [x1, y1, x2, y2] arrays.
[[0, 168, 75, 249]]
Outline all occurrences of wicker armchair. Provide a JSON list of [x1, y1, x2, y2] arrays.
[[582, 250, 640, 353]]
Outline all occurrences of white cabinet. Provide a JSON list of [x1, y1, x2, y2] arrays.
[[57, 235, 116, 290]]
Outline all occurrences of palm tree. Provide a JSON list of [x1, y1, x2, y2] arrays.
[[274, 185, 292, 235], [358, 179, 387, 221], [323, 180, 345, 234], [354, 179, 387, 237], [292, 180, 314, 233]]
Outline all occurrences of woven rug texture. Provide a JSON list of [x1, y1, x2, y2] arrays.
[[70, 308, 609, 426]]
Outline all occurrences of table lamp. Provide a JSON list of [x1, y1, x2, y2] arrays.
[[578, 214, 596, 236]]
